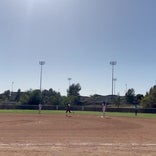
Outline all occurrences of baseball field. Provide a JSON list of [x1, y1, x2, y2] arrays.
[[0, 110, 155, 156]]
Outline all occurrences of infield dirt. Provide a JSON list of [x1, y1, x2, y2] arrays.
[[0, 113, 155, 156]]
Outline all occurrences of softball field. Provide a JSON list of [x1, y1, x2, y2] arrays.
[[0, 113, 155, 156]]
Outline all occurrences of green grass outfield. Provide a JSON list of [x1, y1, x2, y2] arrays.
[[0, 109, 155, 118]]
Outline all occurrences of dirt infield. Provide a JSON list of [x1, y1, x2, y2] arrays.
[[0, 113, 155, 156]]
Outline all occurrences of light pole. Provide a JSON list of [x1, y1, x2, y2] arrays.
[[39, 61, 45, 113], [113, 78, 117, 95], [11, 81, 14, 96], [10, 81, 14, 99], [125, 83, 127, 94], [68, 78, 72, 88], [39, 61, 45, 93], [67, 78, 72, 96], [110, 61, 117, 96]]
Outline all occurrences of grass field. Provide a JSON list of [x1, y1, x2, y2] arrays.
[[0, 109, 155, 118]]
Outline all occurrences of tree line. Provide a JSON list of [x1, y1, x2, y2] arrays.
[[0, 83, 156, 108], [0, 83, 82, 106]]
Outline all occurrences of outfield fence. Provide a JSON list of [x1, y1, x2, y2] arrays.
[[0, 103, 155, 113]]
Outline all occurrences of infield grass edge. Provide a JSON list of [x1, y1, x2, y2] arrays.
[[0, 109, 155, 118]]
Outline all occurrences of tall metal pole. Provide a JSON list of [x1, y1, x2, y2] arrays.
[[39, 61, 45, 99], [11, 81, 14, 96], [113, 78, 117, 95], [68, 78, 72, 88], [10, 81, 14, 98], [11, 81, 14, 93], [125, 83, 127, 94], [67, 78, 72, 96], [39, 61, 45, 114], [110, 61, 117, 96]]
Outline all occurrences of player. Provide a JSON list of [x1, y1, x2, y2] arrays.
[[102, 101, 106, 118], [66, 103, 71, 117], [134, 104, 138, 116], [38, 103, 42, 114]]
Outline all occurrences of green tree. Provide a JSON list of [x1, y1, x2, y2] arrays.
[[42, 88, 62, 105], [67, 83, 81, 96], [115, 94, 121, 108], [20, 89, 40, 105], [61, 96, 70, 107], [15, 89, 21, 102], [136, 94, 144, 104], [3, 90, 11, 101], [67, 83, 81, 105], [141, 85, 156, 108], [125, 88, 135, 104], [28, 90, 41, 105], [20, 92, 30, 105]]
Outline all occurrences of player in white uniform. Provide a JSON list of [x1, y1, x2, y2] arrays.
[[38, 103, 42, 114], [102, 101, 106, 118]]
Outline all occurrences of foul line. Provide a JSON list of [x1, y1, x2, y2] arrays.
[[0, 143, 156, 148]]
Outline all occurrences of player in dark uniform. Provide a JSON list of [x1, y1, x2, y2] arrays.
[[134, 104, 138, 116], [66, 103, 71, 117]]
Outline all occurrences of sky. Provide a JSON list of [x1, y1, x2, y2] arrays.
[[0, 0, 156, 96]]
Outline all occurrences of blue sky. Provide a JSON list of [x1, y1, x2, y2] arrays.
[[0, 0, 156, 96]]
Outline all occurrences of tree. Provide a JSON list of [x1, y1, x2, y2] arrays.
[[42, 88, 62, 105], [67, 83, 81, 105], [20, 89, 40, 105], [3, 90, 11, 101], [61, 96, 70, 106], [135, 94, 144, 104], [67, 83, 81, 96], [141, 85, 156, 108], [20, 92, 30, 105], [28, 90, 41, 105], [15, 89, 21, 102], [125, 88, 135, 104], [114, 93, 121, 108]]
